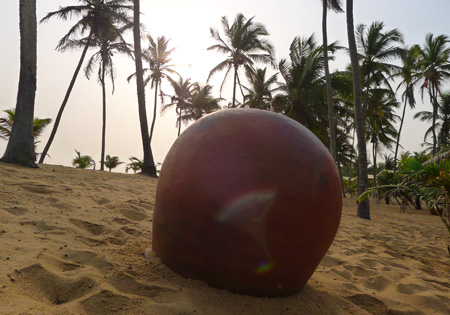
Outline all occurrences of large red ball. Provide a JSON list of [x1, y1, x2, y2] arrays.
[[152, 109, 342, 297]]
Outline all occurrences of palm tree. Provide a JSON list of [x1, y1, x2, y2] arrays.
[[415, 92, 450, 152], [125, 156, 142, 173], [365, 88, 399, 186], [242, 67, 281, 110], [274, 34, 338, 144], [38, 0, 133, 164], [131, 0, 157, 177], [68, 24, 132, 171], [0, 109, 51, 143], [417, 33, 450, 155], [356, 21, 404, 119], [321, 0, 343, 162], [105, 154, 123, 171], [188, 84, 222, 121], [73, 150, 95, 169], [162, 76, 195, 136], [391, 45, 419, 169], [346, 0, 370, 219], [1, 0, 37, 168], [207, 13, 275, 107], [131, 35, 178, 144]]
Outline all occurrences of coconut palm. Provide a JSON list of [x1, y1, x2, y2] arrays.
[[187, 84, 222, 121], [131, 0, 157, 176], [207, 13, 275, 107], [346, 0, 370, 219], [73, 150, 95, 169], [0, 109, 51, 143], [392, 45, 420, 169], [162, 76, 195, 136], [105, 154, 123, 172], [67, 24, 132, 171], [321, 0, 343, 162], [365, 88, 399, 186], [1, 0, 37, 167], [356, 21, 404, 119], [417, 33, 450, 155], [274, 34, 338, 144], [242, 67, 281, 110], [133, 35, 178, 144], [38, 0, 133, 164]]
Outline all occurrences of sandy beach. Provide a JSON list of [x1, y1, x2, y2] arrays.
[[0, 162, 449, 314]]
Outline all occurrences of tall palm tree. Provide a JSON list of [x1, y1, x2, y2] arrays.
[[274, 34, 338, 145], [392, 45, 420, 169], [207, 13, 275, 107], [38, 0, 133, 164], [242, 67, 280, 110], [417, 33, 450, 155], [132, 0, 157, 177], [162, 76, 195, 136], [1, 0, 37, 168], [365, 88, 399, 186], [321, 0, 343, 162], [356, 21, 404, 119], [141, 35, 178, 143], [188, 84, 222, 121], [105, 154, 123, 171], [346, 0, 370, 219], [68, 25, 132, 170], [0, 109, 51, 143]]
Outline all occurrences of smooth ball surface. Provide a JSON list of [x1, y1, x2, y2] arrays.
[[152, 109, 342, 297]]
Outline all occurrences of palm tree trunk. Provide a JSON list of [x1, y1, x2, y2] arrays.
[[232, 64, 238, 108], [100, 64, 107, 171], [2, 0, 37, 168], [133, 0, 157, 177], [431, 85, 438, 155], [149, 83, 158, 143], [346, 0, 371, 219], [372, 140, 377, 187], [394, 97, 408, 170], [38, 30, 93, 164], [177, 107, 182, 136], [322, 2, 337, 162]]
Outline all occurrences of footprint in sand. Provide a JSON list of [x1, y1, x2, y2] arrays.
[[2, 207, 29, 216], [12, 264, 98, 305]]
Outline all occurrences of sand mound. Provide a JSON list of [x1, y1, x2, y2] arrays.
[[0, 162, 449, 314]]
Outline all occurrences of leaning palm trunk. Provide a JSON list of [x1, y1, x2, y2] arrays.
[[322, 3, 337, 162], [132, 0, 157, 177], [149, 83, 159, 144], [39, 31, 93, 164], [394, 97, 408, 170], [431, 85, 439, 155], [346, 0, 371, 219], [2, 0, 37, 168]]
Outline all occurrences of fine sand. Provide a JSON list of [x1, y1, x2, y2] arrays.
[[0, 162, 449, 315]]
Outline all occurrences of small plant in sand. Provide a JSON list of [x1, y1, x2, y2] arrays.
[[359, 156, 450, 256], [105, 155, 123, 172], [125, 156, 143, 174], [72, 150, 95, 169]]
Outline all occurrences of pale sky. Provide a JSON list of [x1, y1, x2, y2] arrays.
[[1, 0, 449, 172]]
